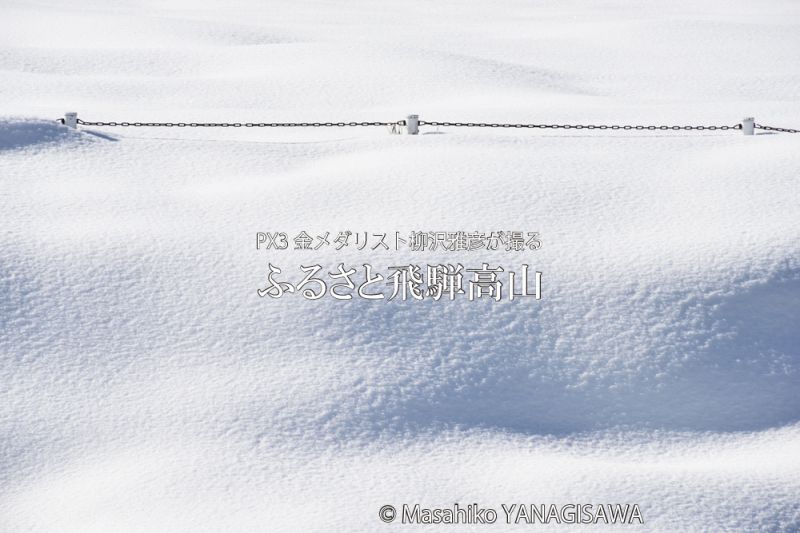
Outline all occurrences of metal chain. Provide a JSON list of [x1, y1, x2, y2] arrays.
[[72, 119, 405, 128], [58, 117, 799, 133], [754, 123, 800, 134], [419, 120, 742, 131]]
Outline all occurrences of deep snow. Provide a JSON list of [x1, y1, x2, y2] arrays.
[[1, 0, 799, 531]]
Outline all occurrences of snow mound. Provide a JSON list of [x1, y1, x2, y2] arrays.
[[1, 0, 800, 531], [0, 119, 85, 152]]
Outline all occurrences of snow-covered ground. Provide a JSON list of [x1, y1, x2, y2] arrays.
[[1, 1, 799, 531]]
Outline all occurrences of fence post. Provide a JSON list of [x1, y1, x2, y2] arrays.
[[406, 114, 419, 135], [64, 112, 78, 129], [742, 117, 754, 136]]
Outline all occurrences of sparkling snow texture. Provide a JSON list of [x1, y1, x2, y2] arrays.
[[1, 1, 799, 531]]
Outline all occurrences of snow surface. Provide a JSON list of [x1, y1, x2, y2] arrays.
[[1, 0, 800, 531]]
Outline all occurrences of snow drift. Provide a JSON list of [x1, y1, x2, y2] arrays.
[[1, 0, 799, 531]]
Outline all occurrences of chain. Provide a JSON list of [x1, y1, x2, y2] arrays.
[[72, 119, 405, 128], [419, 121, 742, 131], [58, 117, 799, 133], [754, 123, 800, 134]]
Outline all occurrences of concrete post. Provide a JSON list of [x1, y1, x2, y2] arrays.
[[742, 117, 754, 136], [64, 112, 78, 129], [406, 114, 419, 135]]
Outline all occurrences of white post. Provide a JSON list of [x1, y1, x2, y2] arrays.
[[742, 117, 754, 136], [406, 114, 419, 135], [64, 112, 78, 129]]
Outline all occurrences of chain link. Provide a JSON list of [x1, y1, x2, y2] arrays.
[[419, 120, 742, 131], [74, 119, 405, 128], [62, 117, 799, 134], [754, 123, 800, 134]]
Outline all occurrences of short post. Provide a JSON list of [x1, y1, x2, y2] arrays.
[[64, 112, 78, 129], [406, 114, 419, 135], [742, 117, 754, 136]]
